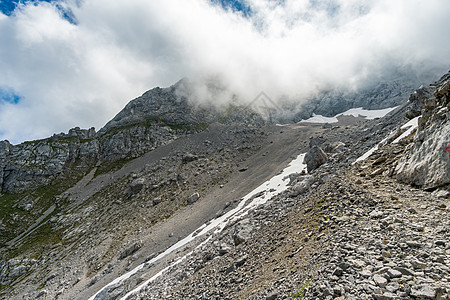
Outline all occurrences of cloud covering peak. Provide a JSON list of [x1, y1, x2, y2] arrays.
[[0, 0, 449, 144]]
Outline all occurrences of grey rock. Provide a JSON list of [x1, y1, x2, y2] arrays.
[[233, 223, 253, 246], [182, 153, 198, 163], [119, 241, 142, 260], [100, 79, 218, 135], [291, 175, 315, 196], [373, 274, 388, 288], [36, 290, 48, 298], [152, 198, 161, 206], [411, 259, 426, 269], [332, 267, 344, 276], [235, 255, 248, 267], [394, 267, 414, 276], [352, 259, 366, 269], [218, 243, 231, 255], [0, 127, 100, 193], [369, 210, 384, 219], [387, 269, 402, 279], [360, 269, 372, 278], [124, 178, 145, 197], [187, 192, 200, 205], [266, 290, 279, 300], [9, 265, 28, 278], [304, 146, 328, 172], [395, 76, 450, 189], [93, 282, 124, 300], [410, 285, 436, 299], [406, 241, 422, 248], [434, 240, 446, 247]]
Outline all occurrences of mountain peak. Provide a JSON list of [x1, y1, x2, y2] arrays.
[[99, 80, 218, 135]]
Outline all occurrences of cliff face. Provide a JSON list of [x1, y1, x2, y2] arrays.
[[0, 141, 11, 192], [395, 72, 450, 189], [0, 129, 99, 193], [0, 83, 189, 194]]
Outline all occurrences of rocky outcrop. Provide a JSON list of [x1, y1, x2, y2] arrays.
[[395, 72, 450, 189], [1, 129, 99, 193], [98, 124, 179, 162], [0, 140, 11, 191], [0, 258, 36, 285]]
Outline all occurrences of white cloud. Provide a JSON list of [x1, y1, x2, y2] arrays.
[[0, 0, 449, 144]]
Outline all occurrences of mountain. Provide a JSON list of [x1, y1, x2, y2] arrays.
[[0, 70, 448, 300], [270, 67, 440, 123]]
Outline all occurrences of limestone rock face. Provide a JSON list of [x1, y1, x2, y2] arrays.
[[0, 130, 99, 193], [98, 124, 179, 162], [0, 140, 11, 191], [395, 121, 449, 189], [395, 72, 450, 189]]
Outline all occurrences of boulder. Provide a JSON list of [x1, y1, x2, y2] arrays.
[[124, 178, 145, 197], [233, 221, 253, 246], [290, 175, 315, 196], [304, 146, 328, 172], [119, 241, 142, 260], [187, 192, 200, 205], [182, 153, 198, 163]]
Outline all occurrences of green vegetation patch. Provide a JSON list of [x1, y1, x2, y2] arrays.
[[8, 222, 65, 259], [0, 193, 22, 220], [166, 123, 208, 132], [0, 164, 89, 249], [94, 157, 135, 177], [293, 278, 312, 299]]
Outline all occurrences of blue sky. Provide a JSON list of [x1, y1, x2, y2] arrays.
[[0, 0, 449, 144], [0, 88, 21, 104], [213, 0, 251, 16], [1, 0, 249, 16], [0, 0, 77, 23]]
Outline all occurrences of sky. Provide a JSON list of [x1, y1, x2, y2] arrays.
[[0, 0, 449, 144]]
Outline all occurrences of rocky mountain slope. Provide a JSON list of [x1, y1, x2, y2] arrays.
[[0, 70, 448, 300], [125, 73, 449, 300]]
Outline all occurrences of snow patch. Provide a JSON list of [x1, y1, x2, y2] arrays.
[[392, 116, 419, 144], [353, 116, 421, 164], [352, 134, 392, 165], [299, 114, 338, 124], [300, 106, 399, 124]]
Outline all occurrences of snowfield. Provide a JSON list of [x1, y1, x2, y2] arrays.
[[300, 106, 399, 124]]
